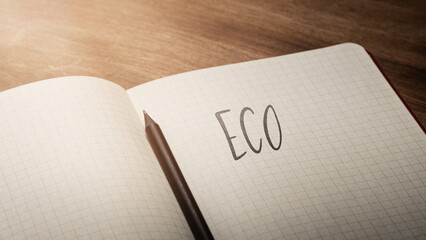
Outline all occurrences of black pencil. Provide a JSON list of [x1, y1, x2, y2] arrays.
[[143, 110, 214, 240]]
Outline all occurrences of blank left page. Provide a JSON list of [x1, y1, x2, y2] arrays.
[[0, 77, 192, 239]]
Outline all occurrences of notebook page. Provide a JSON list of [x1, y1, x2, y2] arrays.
[[127, 43, 426, 239], [0, 77, 191, 239]]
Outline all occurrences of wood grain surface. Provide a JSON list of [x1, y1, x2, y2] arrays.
[[1, 0, 425, 126]]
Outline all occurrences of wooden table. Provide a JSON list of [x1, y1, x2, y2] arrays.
[[1, 0, 425, 126]]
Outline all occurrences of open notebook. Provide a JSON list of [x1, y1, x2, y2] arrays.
[[1, 43, 425, 239]]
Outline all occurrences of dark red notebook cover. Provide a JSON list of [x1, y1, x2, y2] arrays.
[[367, 51, 425, 134]]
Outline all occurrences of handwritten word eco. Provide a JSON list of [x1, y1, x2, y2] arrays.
[[215, 105, 282, 160]]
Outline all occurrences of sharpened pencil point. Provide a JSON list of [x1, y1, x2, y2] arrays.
[[143, 110, 156, 127]]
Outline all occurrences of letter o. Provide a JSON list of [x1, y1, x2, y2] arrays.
[[263, 105, 282, 150]]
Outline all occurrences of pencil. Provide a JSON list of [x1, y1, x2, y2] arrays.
[[143, 110, 214, 240]]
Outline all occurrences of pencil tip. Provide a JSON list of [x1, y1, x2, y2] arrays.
[[143, 110, 156, 127]]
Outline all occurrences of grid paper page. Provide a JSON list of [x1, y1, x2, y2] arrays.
[[128, 43, 426, 239], [0, 77, 192, 239]]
